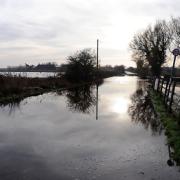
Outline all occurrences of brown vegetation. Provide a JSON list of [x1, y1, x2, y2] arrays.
[[0, 75, 70, 104], [0, 75, 105, 104]]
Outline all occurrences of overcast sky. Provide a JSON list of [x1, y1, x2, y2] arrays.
[[0, 0, 180, 67]]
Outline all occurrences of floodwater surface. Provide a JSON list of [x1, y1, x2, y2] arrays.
[[0, 77, 179, 180]]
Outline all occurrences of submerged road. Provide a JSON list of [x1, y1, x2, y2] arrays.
[[0, 76, 179, 180]]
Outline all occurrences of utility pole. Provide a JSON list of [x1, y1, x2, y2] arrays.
[[97, 39, 99, 70]]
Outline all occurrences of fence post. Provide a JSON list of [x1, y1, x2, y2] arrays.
[[157, 78, 161, 92], [154, 78, 159, 91], [169, 80, 176, 113], [165, 79, 172, 106], [164, 78, 169, 103], [160, 78, 164, 95]]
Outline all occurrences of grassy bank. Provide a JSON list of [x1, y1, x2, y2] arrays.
[[0, 75, 104, 105], [150, 90, 180, 164], [0, 75, 68, 104]]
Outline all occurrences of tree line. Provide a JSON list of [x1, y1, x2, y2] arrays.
[[129, 17, 180, 78], [0, 63, 58, 72], [64, 49, 126, 82]]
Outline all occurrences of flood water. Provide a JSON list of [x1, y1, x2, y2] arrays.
[[0, 76, 179, 180]]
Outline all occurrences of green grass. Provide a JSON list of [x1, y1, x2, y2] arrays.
[[150, 90, 180, 164]]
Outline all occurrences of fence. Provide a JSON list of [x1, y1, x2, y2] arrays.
[[152, 76, 180, 115]]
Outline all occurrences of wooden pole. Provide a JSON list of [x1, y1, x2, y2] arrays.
[[171, 55, 177, 78], [97, 39, 99, 70], [165, 80, 172, 106], [164, 78, 169, 103], [160, 78, 164, 94], [169, 80, 176, 112]]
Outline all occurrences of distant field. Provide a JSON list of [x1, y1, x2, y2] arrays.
[[0, 72, 58, 78]]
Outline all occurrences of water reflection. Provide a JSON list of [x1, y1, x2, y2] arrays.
[[96, 84, 99, 120], [63, 85, 97, 114], [0, 81, 102, 118], [0, 101, 21, 115], [0, 77, 179, 179], [167, 145, 175, 166], [128, 80, 163, 135], [111, 97, 129, 114]]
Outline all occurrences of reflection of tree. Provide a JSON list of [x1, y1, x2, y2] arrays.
[[0, 101, 21, 115], [128, 85, 163, 135], [64, 85, 96, 114], [8, 102, 21, 115]]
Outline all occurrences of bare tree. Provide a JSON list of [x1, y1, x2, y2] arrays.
[[170, 17, 180, 47], [130, 20, 172, 77]]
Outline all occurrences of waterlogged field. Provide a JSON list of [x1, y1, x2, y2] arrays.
[[0, 71, 57, 78], [0, 76, 179, 180]]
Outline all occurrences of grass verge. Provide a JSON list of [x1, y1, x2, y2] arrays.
[[150, 90, 180, 165]]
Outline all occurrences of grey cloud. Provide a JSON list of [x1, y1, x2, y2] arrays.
[[0, 0, 180, 67], [124, 1, 180, 18], [1, 0, 34, 8], [0, 1, 6, 6], [0, 23, 22, 41], [0, 46, 37, 52], [0, 0, 110, 44], [0, 20, 59, 42]]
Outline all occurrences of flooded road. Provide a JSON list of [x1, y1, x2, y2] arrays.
[[0, 76, 179, 180]]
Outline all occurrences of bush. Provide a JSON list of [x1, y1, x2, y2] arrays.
[[65, 49, 96, 82]]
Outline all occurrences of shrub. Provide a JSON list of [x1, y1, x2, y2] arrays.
[[65, 49, 96, 82]]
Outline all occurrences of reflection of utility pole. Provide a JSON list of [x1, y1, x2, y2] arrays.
[[96, 39, 99, 120], [97, 39, 99, 70], [96, 84, 99, 120]]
